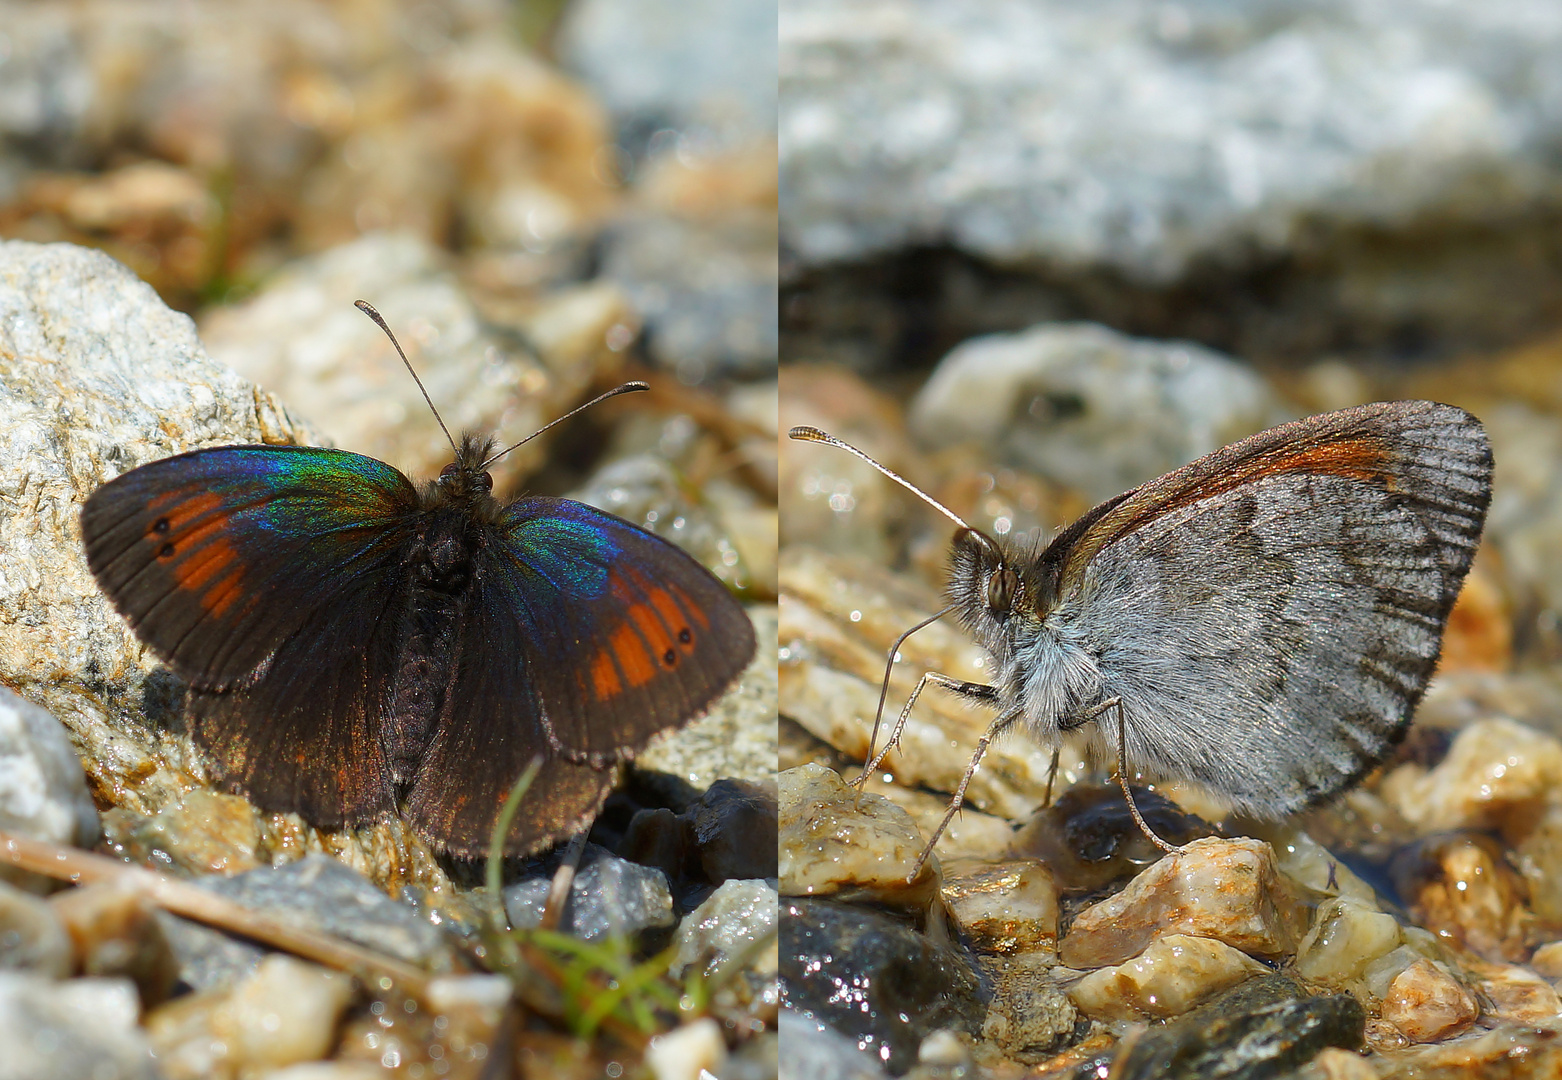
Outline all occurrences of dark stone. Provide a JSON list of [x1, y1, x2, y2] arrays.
[[780, 898, 986, 1075], [690, 777, 778, 882], [1088, 973, 1366, 1080]]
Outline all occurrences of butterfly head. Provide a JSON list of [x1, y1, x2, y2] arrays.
[[947, 525, 1064, 662], [433, 434, 500, 508]]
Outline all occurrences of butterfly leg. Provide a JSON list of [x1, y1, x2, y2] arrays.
[[909, 703, 1023, 880], [854, 672, 998, 796], [851, 604, 963, 801], [1097, 697, 1182, 855], [1041, 747, 1062, 808]]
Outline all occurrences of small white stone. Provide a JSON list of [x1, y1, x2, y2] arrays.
[[1299, 1046, 1383, 1079], [1068, 934, 1268, 1020], [645, 1017, 726, 1080], [215, 955, 354, 1070], [674, 878, 778, 979]]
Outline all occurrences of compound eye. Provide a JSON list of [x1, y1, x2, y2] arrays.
[[439, 463, 460, 480], [986, 567, 1018, 614], [477, 471, 493, 492]]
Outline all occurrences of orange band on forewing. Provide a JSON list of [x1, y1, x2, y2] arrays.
[[608, 621, 657, 688]]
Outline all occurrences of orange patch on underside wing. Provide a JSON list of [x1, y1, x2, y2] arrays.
[[1064, 433, 1397, 589], [590, 650, 622, 699], [607, 620, 658, 689]]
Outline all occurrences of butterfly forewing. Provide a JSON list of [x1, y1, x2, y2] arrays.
[[82, 446, 421, 688]]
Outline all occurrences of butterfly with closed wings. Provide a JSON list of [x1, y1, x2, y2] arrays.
[[82, 301, 756, 857]]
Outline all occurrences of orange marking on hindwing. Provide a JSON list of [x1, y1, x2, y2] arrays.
[[590, 651, 623, 699], [608, 620, 658, 689]]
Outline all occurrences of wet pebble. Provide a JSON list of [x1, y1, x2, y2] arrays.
[[1069, 933, 1270, 1021], [1059, 837, 1310, 968], [503, 845, 675, 943], [780, 898, 985, 1074], [1380, 717, 1562, 836], [1294, 897, 1404, 990], [100, 789, 264, 878], [1473, 961, 1562, 1026], [645, 1016, 727, 1080], [977, 953, 1077, 1063], [1389, 832, 1539, 963], [0, 972, 156, 1080], [1379, 959, 1478, 1043], [1109, 974, 1365, 1080], [673, 878, 778, 983], [940, 859, 1059, 957], [778, 764, 937, 904]]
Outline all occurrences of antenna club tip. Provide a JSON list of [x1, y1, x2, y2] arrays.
[[788, 425, 828, 441], [622, 381, 650, 393]]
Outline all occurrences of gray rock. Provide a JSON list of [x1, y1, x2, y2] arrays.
[[0, 239, 312, 824], [781, 0, 1562, 283], [0, 972, 160, 1080], [503, 845, 676, 943], [908, 323, 1287, 503], [159, 854, 457, 992], [674, 878, 779, 981], [778, 1009, 891, 1080], [558, 0, 776, 140], [0, 687, 99, 855], [601, 214, 779, 381]]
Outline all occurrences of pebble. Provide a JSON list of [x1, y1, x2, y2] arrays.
[[978, 953, 1077, 1062], [1109, 975, 1366, 1080], [0, 687, 101, 889], [940, 860, 1059, 957], [1069, 934, 1270, 1021], [645, 1017, 727, 1080], [1380, 716, 1562, 835], [1059, 837, 1310, 968], [1010, 784, 1214, 894], [673, 878, 778, 982], [100, 790, 264, 878], [503, 845, 675, 943], [908, 323, 1286, 503], [1512, 801, 1562, 923], [778, 764, 937, 904], [0, 878, 72, 977], [1294, 897, 1403, 989], [146, 954, 353, 1078], [48, 884, 177, 1005], [0, 971, 157, 1080], [1298, 1046, 1383, 1080], [685, 778, 779, 884], [1390, 832, 1538, 964], [1380, 959, 1477, 1043], [1474, 962, 1562, 1026], [780, 898, 985, 1074]]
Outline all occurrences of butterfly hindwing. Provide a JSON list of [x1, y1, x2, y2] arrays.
[[1050, 400, 1490, 816], [82, 446, 421, 687], [406, 498, 755, 855], [189, 568, 408, 827]]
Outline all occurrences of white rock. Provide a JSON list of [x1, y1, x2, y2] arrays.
[[1295, 897, 1404, 987], [779, 764, 937, 899], [645, 1017, 727, 1080], [674, 878, 778, 979], [1068, 934, 1268, 1020], [1381, 717, 1562, 833]]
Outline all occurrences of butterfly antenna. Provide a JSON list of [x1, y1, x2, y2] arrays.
[[481, 382, 650, 470], [787, 426, 1001, 558], [355, 300, 459, 459]]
